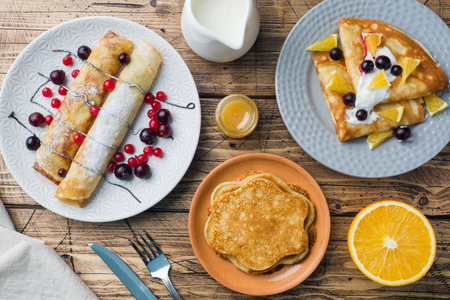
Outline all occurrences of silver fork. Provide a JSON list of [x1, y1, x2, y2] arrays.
[[129, 230, 182, 300]]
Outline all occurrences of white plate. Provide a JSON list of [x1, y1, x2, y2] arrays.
[[0, 17, 201, 222], [276, 0, 450, 178]]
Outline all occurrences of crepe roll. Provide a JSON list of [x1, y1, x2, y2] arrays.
[[55, 41, 162, 207], [34, 31, 133, 184]]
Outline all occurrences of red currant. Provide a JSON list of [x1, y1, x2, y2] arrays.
[[128, 157, 138, 167], [151, 101, 161, 110], [143, 146, 153, 156], [58, 86, 67, 96], [107, 161, 117, 173], [89, 105, 100, 116], [124, 144, 135, 154], [103, 79, 115, 91], [153, 147, 163, 158], [156, 91, 167, 101], [72, 69, 80, 78], [62, 56, 73, 66], [51, 98, 61, 108], [144, 93, 155, 104], [73, 133, 84, 144], [137, 154, 148, 163], [149, 119, 160, 130], [44, 115, 53, 125], [147, 109, 157, 119], [42, 87, 52, 97], [114, 152, 125, 162]]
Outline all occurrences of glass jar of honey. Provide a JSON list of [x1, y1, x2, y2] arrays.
[[215, 94, 259, 138]]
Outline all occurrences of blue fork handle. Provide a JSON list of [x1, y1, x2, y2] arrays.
[[160, 276, 182, 300]]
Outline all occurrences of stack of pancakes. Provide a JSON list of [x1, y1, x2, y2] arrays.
[[204, 172, 315, 274]]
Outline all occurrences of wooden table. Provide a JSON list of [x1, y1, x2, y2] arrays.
[[1, 0, 449, 299]]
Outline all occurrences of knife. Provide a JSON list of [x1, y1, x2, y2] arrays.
[[88, 243, 157, 300]]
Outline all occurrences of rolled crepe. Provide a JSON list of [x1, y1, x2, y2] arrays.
[[312, 52, 424, 142], [34, 31, 133, 184], [55, 41, 162, 207]]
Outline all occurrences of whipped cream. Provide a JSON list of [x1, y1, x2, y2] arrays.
[[346, 46, 398, 125]]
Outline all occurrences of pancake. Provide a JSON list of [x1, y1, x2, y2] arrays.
[[312, 52, 425, 141], [205, 172, 315, 274], [339, 18, 448, 103]]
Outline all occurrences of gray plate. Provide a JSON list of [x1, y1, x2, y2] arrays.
[[275, 0, 450, 178]]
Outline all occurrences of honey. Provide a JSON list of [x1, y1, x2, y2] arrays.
[[215, 94, 258, 138]]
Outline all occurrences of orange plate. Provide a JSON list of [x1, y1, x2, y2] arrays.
[[188, 153, 330, 296]]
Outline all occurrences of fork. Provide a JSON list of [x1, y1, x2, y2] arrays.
[[129, 230, 182, 300]]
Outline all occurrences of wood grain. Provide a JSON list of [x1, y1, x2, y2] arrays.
[[0, 0, 449, 299]]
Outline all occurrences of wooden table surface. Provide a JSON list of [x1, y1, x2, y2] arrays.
[[1, 0, 449, 299]]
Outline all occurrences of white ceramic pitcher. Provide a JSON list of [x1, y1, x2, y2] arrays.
[[181, 0, 260, 63]]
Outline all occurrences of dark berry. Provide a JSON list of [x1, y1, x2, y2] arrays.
[[114, 163, 132, 180], [360, 60, 374, 73], [26, 136, 40, 150], [62, 56, 72, 66], [394, 125, 411, 141], [329, 47, 343, 60], [118, 52, 131, 65], [156, 109, 171, 123], [343, 93, 356, 106], [50, 70, 65, 85], [391, 65, 403, 76], [124, 144, 135, 154], [134, 163, 151, 178], [44, 115, 53, 125], [29, 112, 44, 127], [114, 152, 125, 162], [128, 157, 138, 167], [375, 55, 391, 70], [356, 109, 368, 121], [140, 128, 156, 145], [156, 91, 167, 101], [77, 46, 91, 60], [58, 168, 67, 178], [144, 93, 155, 104], [158, 124, 172, 138]]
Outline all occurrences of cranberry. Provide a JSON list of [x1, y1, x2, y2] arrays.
[[50, 70, 65, 85], [127, 157, 138, 168], [329, 47, 343, 60], [361, 60, 374, 73], [153, 147, 163, 158], [118, 52, 131, 65], [58, 86, 67, 96], [58, 168, 67, 178], [144, 93, 155, 104], [42, 87, 52, 97], [149, 119, 160, 130], [89, 105, 100, 116], [29, 112, 44, 127], [391, 65, 403, 76], [147, 109, 157, 119], [156, 109, 171, 123], [44, 115, 53, 125], [51, 98, 61, 109], [124, 144, 135, 154], [73, 133, 84, 144], [77, 46, 91, 60], [114, 151, 125, 162], [114, 163, 132, 180], [140, 128, 156, 145], [134, 163, 150, 178], [356, 109, 368, 121], [107, 161, 117, 173], [394, 125, 411, 141], [137, 154, 148, 163], [151, 101, 161, 110], [26, 136, 40, 150], [72, 69, 80, 78], [156, 91, 167, 101], [62, 56, 72, 66], [158, 124, 172, 138], [143, 146, 153, 156], [103, 79, 115, 91], [343, 93, 356, 106], [375, 56, 391, 70]]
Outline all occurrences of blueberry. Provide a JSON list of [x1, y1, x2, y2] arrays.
[[356, 109, 368, 121], [26, 136, 40, 150], [360, 60, 374, 73], [375, 55, 391, 70], [329, 47, 343, 60], [343, 93, 356, 106], [391, 65, 403, 76], [394, 125, 411, 141]]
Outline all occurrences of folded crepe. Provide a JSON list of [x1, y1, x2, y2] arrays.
[[339, 18, 448, 103], [55, 41, 162, 207], [312, 52, 424, 142], [34, 31, 133, 184]]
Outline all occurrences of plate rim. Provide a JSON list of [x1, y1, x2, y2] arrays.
[[188, 153, 331, 295]]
